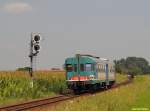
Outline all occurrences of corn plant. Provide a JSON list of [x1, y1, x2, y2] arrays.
[[0, 71, 67, 105]]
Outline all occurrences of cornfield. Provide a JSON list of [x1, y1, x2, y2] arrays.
[[0, 71, 127, 105], [0, 71, 67, 105]]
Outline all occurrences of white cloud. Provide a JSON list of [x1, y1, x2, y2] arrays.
[[3, 2, 32, 14]]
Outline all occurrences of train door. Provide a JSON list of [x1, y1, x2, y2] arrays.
[[105, 64, 109, 85], [95, 63, 98, 79], [98, 64, 106, 81]]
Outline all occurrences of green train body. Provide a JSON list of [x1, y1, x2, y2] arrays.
[[65, 54, 116, 93]]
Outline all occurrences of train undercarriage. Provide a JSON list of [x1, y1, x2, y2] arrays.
[[67, 80, 116, 94]]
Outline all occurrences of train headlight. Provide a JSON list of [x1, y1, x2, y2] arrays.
[[89, 75, 95, 80]]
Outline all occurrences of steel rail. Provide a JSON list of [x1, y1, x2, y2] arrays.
[[0, 95, 77, 111]]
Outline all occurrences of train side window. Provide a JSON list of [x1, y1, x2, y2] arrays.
[[101, 65, 103, 72], [99, 64, 102, 72], [103, 65, 105, 72], [100, 65, 102, 72], [80, 64, 85, 71], [92, 64, 95, 71], [98, 65, 101, 72], [66, 64, 73, 72], [99, 65, 101, 72], [100, 65, 101, 72]]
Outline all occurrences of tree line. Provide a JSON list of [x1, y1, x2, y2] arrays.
[[17, 57, 150, 75], [114, 57, 150, 75]]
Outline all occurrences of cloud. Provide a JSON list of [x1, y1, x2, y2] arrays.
[[3, 2, 32, 14]]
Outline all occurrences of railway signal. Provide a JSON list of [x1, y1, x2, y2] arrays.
[[32, 34, 41, 55], [29, 33, 42, 77]]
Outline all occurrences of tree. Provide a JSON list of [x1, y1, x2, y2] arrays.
[[16, 67, 30, 71], [114, 57, 150, 75]]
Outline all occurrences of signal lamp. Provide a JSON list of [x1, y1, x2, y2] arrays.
[[34, 35, 40, 42], [34, 44, 40, 51]]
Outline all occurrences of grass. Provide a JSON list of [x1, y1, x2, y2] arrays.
[[0, 71, 67, 105], [115, 73, 128, 83], [45, 75, 150, 111], [1, 71, 149, 111]]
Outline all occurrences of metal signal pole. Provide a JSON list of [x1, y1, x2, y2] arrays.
[[29, 33, 33, 77]]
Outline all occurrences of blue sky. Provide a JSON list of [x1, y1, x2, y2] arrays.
[[0, 0, 150, 70]]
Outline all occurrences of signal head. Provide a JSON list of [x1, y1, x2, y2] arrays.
[[33, 35, 41, 42], [34, 44, 40, 51]]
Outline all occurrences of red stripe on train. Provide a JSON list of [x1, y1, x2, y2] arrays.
[[70, 75, 89, 81]]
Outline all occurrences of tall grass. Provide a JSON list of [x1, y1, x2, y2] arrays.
[[47, 75, 150, 111], [0, 71, 67, 105]]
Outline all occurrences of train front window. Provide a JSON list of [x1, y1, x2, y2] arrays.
[[66, 64, 73, 72], [80, 64, 85, 71], [85, 64, 92, 71]]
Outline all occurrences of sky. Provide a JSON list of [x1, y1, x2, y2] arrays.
[[0, 0, 150, 70]]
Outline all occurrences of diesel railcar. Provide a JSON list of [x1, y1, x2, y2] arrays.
[[65, 54, 116, 93]]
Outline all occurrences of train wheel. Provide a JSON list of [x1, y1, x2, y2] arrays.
[[89, 84, 97, 93], [73, 89, 80, 95]]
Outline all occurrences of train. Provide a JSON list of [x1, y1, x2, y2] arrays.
[[65, 54, 116, 94]]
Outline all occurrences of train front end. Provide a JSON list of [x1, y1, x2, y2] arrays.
[[65, 55, 97, 92]]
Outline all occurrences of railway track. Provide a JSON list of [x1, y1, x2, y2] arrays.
[[0, 79, 132, 111], [0, 94, 77, 111]]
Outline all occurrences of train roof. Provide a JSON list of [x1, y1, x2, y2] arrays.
[[95, 59, 114, 64], [65, 56, 96, 64], [65, 55, 114, 65]]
